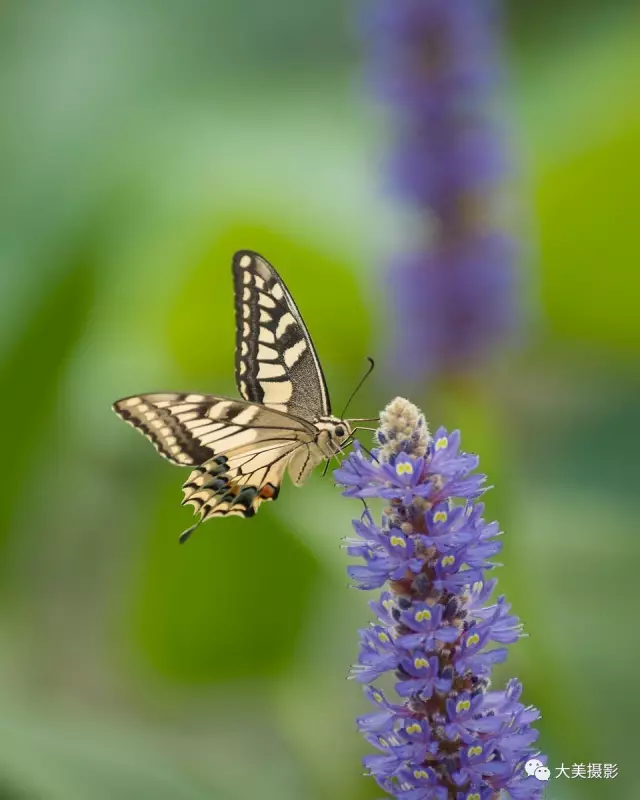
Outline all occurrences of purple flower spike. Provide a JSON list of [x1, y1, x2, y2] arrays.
[[365, 0, 520, 377], [338, 398, 545, 798]]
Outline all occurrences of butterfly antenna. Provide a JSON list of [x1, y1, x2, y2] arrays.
[[340, 357, 376, 420], [358, 443, 379, 463]]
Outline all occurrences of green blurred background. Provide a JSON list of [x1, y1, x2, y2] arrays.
[[1, 1, 639, 798]]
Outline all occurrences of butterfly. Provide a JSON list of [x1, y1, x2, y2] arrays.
[[113, 250, 372, 541]]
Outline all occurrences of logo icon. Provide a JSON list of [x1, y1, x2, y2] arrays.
[[525, 759, 551, 782]]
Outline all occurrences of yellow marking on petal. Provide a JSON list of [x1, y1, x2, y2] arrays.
[[468, 745, 483, 757], [472, 581, 483, 593], [456, 699, 471, 713], [379, 738, 388, 747], [405, 723, 421, 734], [395, 462, 414, 475], [378, 632, 390, 644], [372, 691, 383, 703], [441, 555, 455, 567], [467, 794, 481, 800], [390, 535, 407, 548], [413, 770, 429, 780], [415, 609, 432, 622], [466, 633, 480, 647], [414, 657, 429, 669], [433, 511, 448, 523], [435, 437, 448, 450], [382, 598, 394, 611]]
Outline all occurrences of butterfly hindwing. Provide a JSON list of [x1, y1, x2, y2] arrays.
[[232, 250, 331, 420], [181, 439, 301, 521]]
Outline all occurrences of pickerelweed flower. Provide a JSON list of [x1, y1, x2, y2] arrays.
[[335, 397, 545, 798], [365, 0, 518, 377]]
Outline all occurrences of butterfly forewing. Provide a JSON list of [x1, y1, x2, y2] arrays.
[[233, 250, 331, 420], [113, 392, 219, 466]]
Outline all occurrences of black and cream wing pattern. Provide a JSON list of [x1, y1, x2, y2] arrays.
[[113, 251, 352, 540], [233, 250, 331, 418]]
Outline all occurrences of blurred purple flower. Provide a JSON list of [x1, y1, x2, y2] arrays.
[[336, 398, 545, 798], [365, 0, 519, 376]]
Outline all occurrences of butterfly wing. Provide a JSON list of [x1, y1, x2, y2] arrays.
[[114, 250, 337, 531], [113, 392, 221, 466], [113, 392, 315, 519], [181, 439, 304, 523], [232, 250, 331, 419]]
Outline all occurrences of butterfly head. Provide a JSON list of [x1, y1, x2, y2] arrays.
[[314, 416, 353, 457]]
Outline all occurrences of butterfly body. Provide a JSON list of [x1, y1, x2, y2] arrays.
[[113, 251, 355, 531], [286, 415, 351, 485]]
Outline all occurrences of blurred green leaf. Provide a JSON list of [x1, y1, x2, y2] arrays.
[[536, 115, 640, 352], [0, 253, 95, 549], [0, 709, 227, 800], [519, 17, 640, 356], [131, 471, 322, 682]]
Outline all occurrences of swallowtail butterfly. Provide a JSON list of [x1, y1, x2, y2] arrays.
[[113, 251, 360, 541]]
